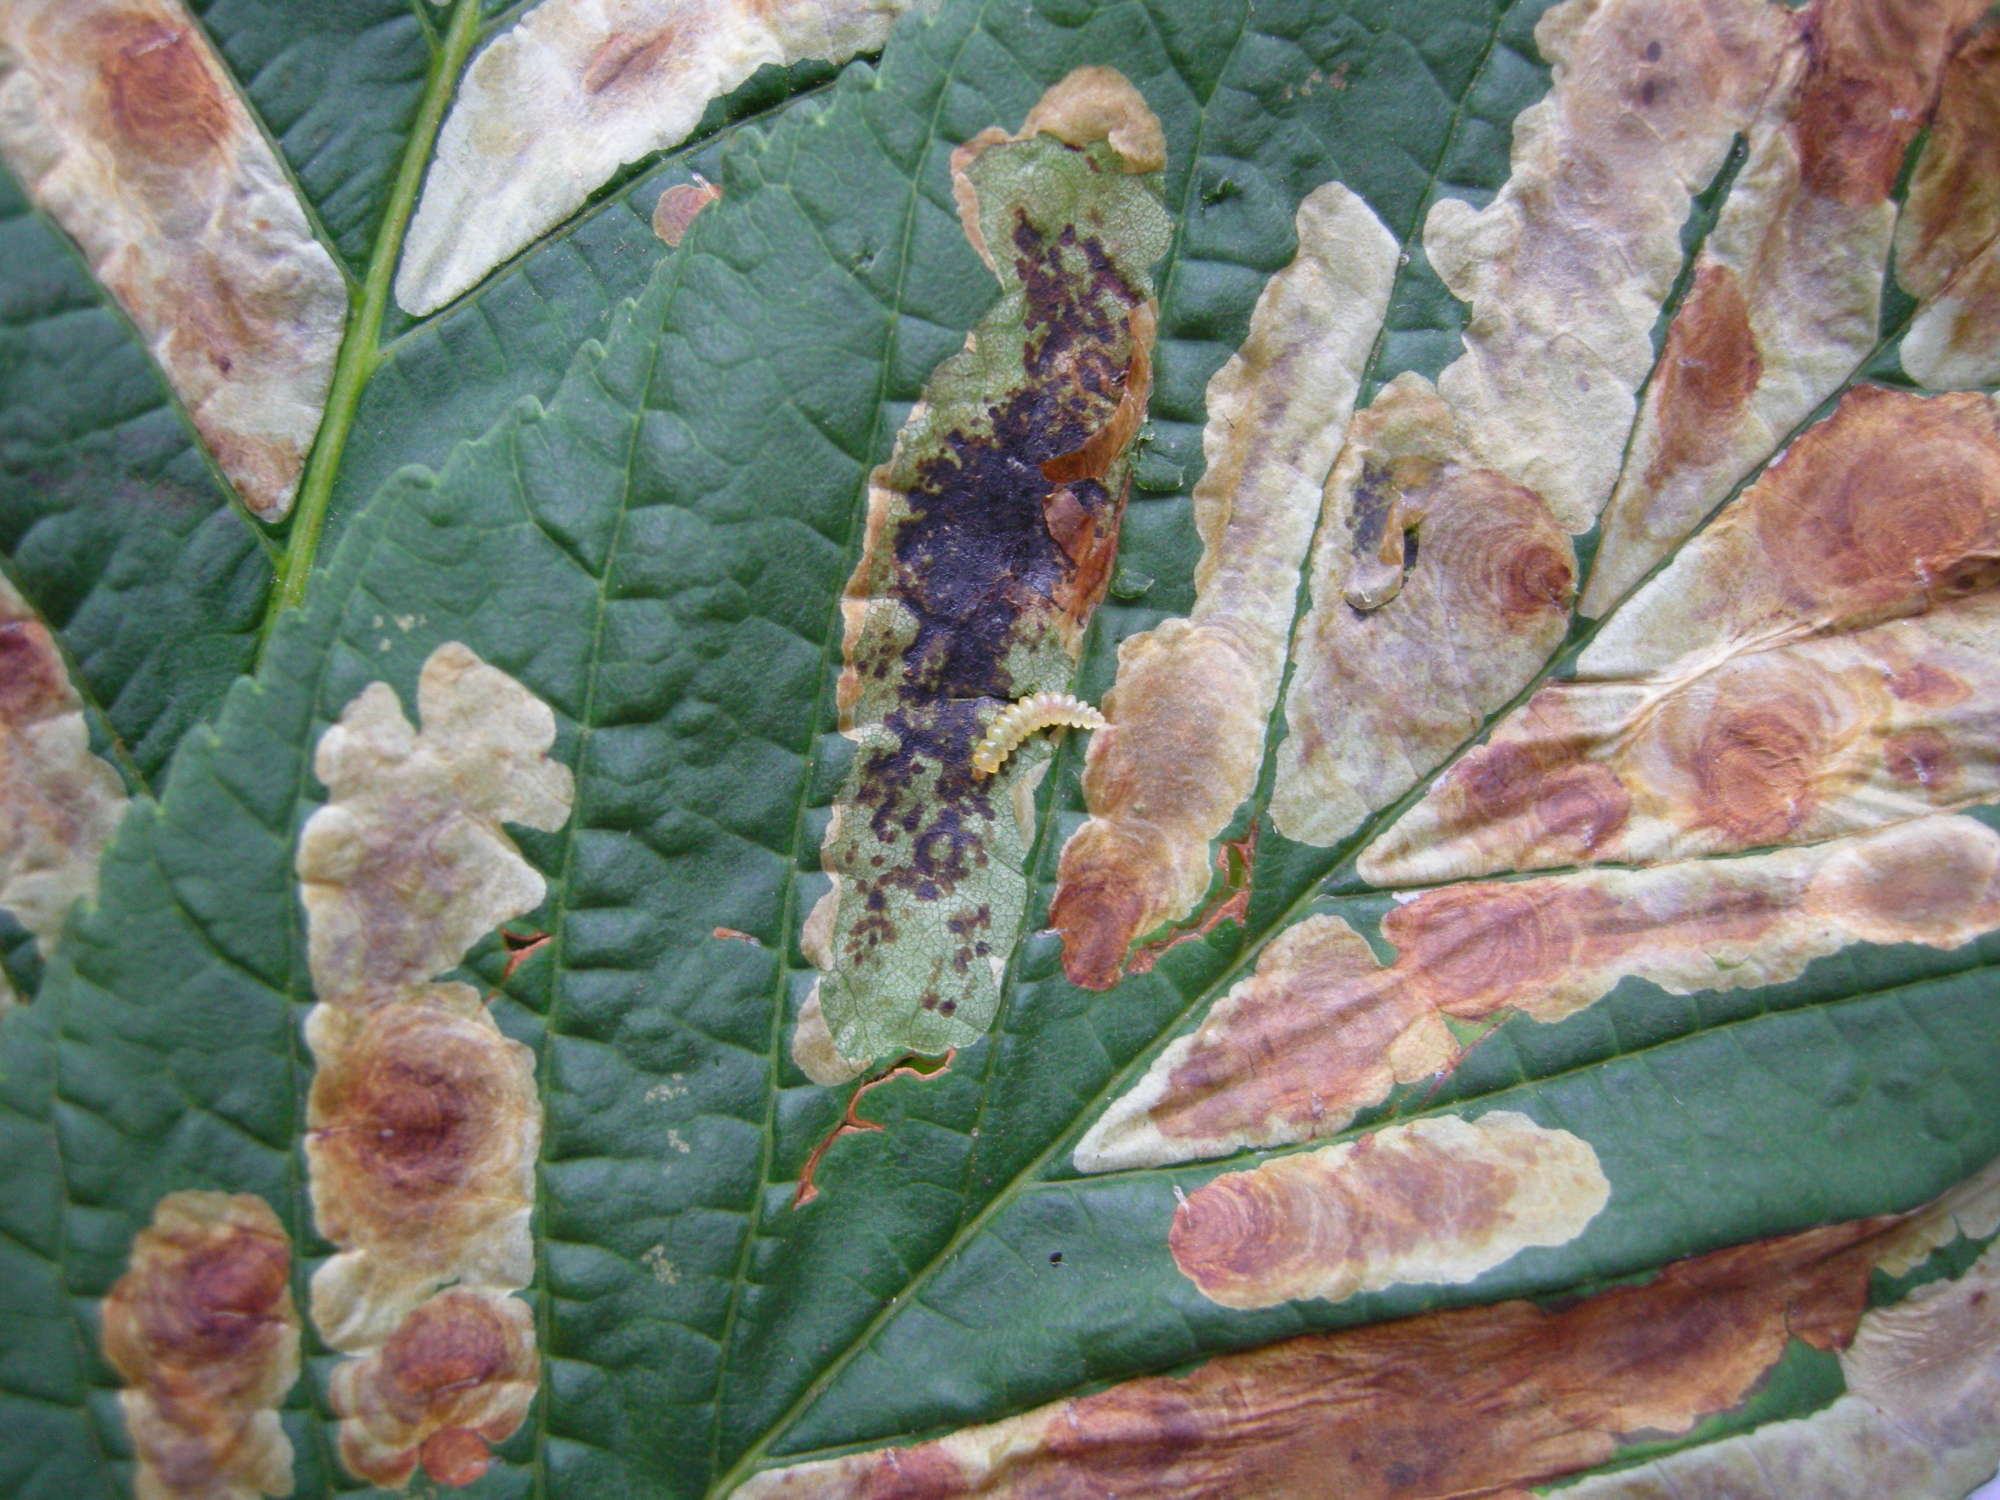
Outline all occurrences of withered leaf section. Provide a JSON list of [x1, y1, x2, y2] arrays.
[[1586, 0, 1991, 612], [296, 643, 574, 1490], [1049, 183, 1399, 988], [1894, 14, 2000, 394], [1268, 373, 1576, 848], [1557, 1165, 2000, 1498], [1168, 1110, 1608, 1311], [1269, 0, 1796, 855], [0, 0, 348, 519], [1051, 0, 1880, 989], [101, 1191, 300, 1500], [736, 1201, 1997, 1500], [1081, 816, 2000, 1170], [1365, 387, 2000, 885], [802, 70, 1169, 1067]]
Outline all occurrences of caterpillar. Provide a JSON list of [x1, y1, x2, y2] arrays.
[[971, 692, 1108, 778]]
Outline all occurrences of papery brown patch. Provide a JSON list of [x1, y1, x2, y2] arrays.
[[1562, 1193, 2000, 1498], [1050, 183, 1399, 986], [1168, 1111, 1609, 1310], [1422, 0, 1792, 535], [1271, 375, 1576, 849], [739, 1214, 1906, 1499], [1639, 261, 1763, 492], [1587, 0, 1984, 612], [1896, 19, 2000, 391], [653, 177, 722, 247], [0, 576, 128, 1012], [0, 0, 348, 517], [329, 1287, 538, 1490], [1079, 817, 2000, 1170], [1368, 389, 2000, 885], [102, 1192, 300, 1500]]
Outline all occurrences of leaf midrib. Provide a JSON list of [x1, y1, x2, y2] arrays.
[[258, 0, 484, 643]]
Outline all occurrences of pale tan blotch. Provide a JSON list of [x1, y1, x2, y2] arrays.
[[101, 1191, 300, 1500], [1561, 1225, 2000, 1500], [397, 0, 916, 314], [297, 643, 572, 1489], [651, 176, 721, 247], [1048, 182, 1399, 988], [739, 1211, 1892, 1499], [1364, 388, 2000, 885], [1166, 1111, 1608, 1310], [1586, 0, 1989, 612], [298, 641, 575, 1004], [1078, 818, 2000, 1171], [1019, 64, 1165, 173], [0, 575, 127, 1013], [1269, 374, 1574, 848], [1896, 18, 2000, 393], [0, 0, 347, 519], [328, 1286, 539, 1492], [1422, 0, 1792, 535]]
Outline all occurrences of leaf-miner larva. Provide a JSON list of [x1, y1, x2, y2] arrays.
[[971, 692, 1109, 778]]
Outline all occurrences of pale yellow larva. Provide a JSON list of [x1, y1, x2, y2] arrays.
[[970, 692, 1108, 778]]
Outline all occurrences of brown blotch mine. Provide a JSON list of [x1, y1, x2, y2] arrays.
[[1789, 0, 1987, 208], [1052, 183, 1400, 984], [1168, 1112, 1609, 1310], [738, 1213, 1906, 1499], [1269, 374, 1578, 852], [329, 1286, 538, 1491], [1648, 653, 1869, 846], [0, 578, 129, 1013], [653, 177, 722, 246], [1364, 388, 2000, 886], [1883, 727, 1959, 794], [1127, 916, 1449, 1163], [1079, 816, 2000, 1172], [297, 645, 572, 1486], [307, 992, 539, 1254], [1895, 18, 2000, 389], [0, 616, 73, 723], [582, 22, 690, 95], [87, 13, 230, 167], [1642, 261, 1762, 491], [1753, 387, 2000, 618], [0, 0, 350, 519], [102, 1191, 300, 1500]]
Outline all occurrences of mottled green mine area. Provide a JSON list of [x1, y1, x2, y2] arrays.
[[808, 131, 1171, 1064]]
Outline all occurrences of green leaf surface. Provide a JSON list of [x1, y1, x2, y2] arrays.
[[2, 0, 1997, 1497]]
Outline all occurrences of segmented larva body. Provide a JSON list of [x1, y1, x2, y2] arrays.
[[971, 692, 1108, 778]]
